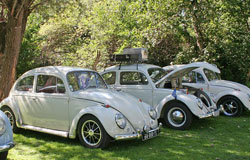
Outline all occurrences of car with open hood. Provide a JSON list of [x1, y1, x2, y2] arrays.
[[0, 110, 15, 160], [0, 66, 160, 149], [101, 49, 220, 130], [164, 62, 250, 117]]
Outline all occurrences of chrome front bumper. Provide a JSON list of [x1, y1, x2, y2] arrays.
[[0, 142, 15, 152], [198, 107, 221, 119], [114, 123, 162, 141]]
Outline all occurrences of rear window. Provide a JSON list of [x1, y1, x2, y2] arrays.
[[16, 76, 34, 91]]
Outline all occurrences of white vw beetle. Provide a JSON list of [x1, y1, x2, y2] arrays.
[[164, 62, 250, 117], [101, 50, 220, 130], [0, 110, 15, 160], [0, 66, 160, 149]]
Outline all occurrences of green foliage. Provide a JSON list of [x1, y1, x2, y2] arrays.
[[18, 0, 250, 84], [9, 112, 250, 160], [17, 13, 45, 78]]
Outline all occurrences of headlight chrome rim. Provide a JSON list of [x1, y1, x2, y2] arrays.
[[197, 99, 203, 109], [149, 106, 157, 120], [115, 113, 127, 129], [0, 117, 6, 135]]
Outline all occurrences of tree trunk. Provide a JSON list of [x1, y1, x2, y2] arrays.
[[0, 5, 29, 101], [191, 0, 205, 54]]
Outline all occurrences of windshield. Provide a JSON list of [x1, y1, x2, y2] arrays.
[[67, 71, 107, 92], [204, 69, 221, 81], [148, 68, 167, 83]]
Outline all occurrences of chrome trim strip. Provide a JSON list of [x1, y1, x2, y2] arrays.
[[0, 142, 15, 152], [198, 107, 221, 118], [20, 125, 68, 138]]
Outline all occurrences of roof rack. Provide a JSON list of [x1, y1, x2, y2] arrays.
[[109, 48, 148, 63]]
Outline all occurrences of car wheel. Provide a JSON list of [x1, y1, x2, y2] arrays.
[[218, 96, 243, 117], [194, 90, 212, 107], [77, 115, 110, 149], [164, 102, 193, 130], [1, 107, 19, 133], [0, 151, 8, 160]]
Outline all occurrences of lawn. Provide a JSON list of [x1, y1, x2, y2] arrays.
[[8, 112, 250, 160]]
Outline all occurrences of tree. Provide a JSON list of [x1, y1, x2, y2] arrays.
[[0, 0, 44, 101]]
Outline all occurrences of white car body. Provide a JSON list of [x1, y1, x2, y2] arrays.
[[164, 62, 250, 116], [0, 66, 160, 148], [0, 110, 15, 160], [101, 63, 220, 130]]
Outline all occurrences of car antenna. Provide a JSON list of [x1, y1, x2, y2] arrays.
[[119, 63, 122, 70]]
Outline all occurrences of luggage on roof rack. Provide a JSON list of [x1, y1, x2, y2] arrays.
[[110, 48, 148, 62]]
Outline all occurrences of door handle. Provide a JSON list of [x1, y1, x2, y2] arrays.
[[116, 89, 122, 92], [32, 97, 38, 101]]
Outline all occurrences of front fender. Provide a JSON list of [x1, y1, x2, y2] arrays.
[[215, 91, 250, 110], [69, 105, 136, 139], [0, 96, 22, 127], [156, 94, 208, 119]]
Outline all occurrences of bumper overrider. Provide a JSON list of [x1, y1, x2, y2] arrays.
[[198, 106, 222, 119], [114, 123, 162, 141], [0, 142, 15, 152]]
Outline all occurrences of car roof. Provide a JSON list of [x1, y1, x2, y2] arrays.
[[163, 62, 221, 73], [103, 64, 162, 73], [22, 66, 94, 77]]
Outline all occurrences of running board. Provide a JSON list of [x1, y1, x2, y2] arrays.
[[20, 125, 69, 138]]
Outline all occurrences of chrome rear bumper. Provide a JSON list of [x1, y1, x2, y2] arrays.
[[0, 142, 15, 152], [198, 107, 221, 118], [114, 123, 162, 140]]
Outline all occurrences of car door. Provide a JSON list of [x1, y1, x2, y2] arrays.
[[12, 75, 36, 126], [115, 71, 153, 106], [31, 74, 69, 131]]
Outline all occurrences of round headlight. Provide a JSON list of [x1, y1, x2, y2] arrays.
[[197, 98, 203, 109], [0, 117, 6, 135], [115, 113, 127, 129], [149, 106, 157, 120]]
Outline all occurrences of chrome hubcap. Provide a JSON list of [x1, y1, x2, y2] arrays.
[[81, 120, 102, 146], [168, 107, 186, 127], [222, 100, 238, 116], [4, 111, 14, 128], [172, 111, 184, 123]]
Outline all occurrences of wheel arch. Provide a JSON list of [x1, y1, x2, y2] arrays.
[[0, 98, 22, 127], [217, 95, 244, 108], [160, 100, 193, 119], [68, 106, 119, 139]]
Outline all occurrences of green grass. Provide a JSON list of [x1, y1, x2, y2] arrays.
[[8, 112, 250, 160]]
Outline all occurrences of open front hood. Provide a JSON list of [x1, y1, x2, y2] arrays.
[[210, 80, 250, 93], [71, 89, 151, 129], [155, 63, 204, 85], [193, 62, 220, 73]]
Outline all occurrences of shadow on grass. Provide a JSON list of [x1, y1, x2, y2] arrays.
[[10, 112, 250, 160]]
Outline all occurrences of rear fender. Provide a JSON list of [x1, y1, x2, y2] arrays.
[[0, 97, 23, 127]]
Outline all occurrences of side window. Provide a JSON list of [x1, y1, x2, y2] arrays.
[[16, 76, 34, 91], [36, 75, 65, 94], [183, 71, 196, 83], [120, 72, 148, 85], [102, 72, 116, 85], [196, 72, 205, 83], [57, 78, 66, 93]]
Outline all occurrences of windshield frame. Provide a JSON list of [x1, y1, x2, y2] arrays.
[[203, 68, 221, 81], [66, 70, 108, 92], [147, 67, 168, 83]]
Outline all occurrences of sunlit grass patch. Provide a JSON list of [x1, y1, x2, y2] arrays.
[[8, 112, 250, 160]]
